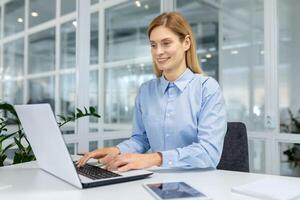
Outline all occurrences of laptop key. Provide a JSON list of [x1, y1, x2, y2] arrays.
[[75, 162, 121, 180]]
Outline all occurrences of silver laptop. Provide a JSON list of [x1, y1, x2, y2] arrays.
[[14, 104, 152, 189]]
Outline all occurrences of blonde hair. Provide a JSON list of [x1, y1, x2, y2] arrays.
[[147, 12, 203, 77]]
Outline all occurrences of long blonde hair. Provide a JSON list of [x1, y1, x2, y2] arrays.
[[147, 12, 203, 77]]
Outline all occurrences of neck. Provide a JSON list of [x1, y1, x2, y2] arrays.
[[163, 62, 187, 82]]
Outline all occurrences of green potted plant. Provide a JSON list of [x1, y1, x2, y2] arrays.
[[0, 101, 100, 167]]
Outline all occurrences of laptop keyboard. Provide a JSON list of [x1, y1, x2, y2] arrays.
[[75, 162, 121, 180]]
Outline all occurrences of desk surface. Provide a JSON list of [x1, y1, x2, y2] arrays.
[[1, 161, 300, 200]]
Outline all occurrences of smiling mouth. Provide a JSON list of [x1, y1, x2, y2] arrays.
[[157, 58, 169, 63]]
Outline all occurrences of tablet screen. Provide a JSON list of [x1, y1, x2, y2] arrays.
[[146, 182, 206, 199]]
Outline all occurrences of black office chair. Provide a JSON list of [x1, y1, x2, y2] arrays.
[[217, 122, 249, 172]]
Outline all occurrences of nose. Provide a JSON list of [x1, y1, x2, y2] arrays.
[[155, 45, 164, 56]]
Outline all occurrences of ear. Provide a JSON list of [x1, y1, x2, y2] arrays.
[[183, 35, 191, 51]]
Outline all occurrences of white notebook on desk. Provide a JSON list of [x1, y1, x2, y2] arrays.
[[231, 177, 300, 200]]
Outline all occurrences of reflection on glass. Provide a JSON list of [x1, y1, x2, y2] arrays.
[[221, 0, 265, 132], [104, 138, 127, 147], [90, 12, 99, 65], [4, 0, 25, 37], [3, 38, 24, 77], [89, 141, 98, 151], [29, 0, 56, 27], [249, 139, 265, 173], [28, 76, 55, 110], [61, 0, 76, 16], [278, 0, 300, 134], [104, 64, 154, 123], [61, 20, 76, 69], [280, 142, 300, 177], [28, 28, 55, 74], [2, 80, 23, 104], [105, 0, 160, 62], [177, 0, 219, 79], [90, 70, 98, 123], [60, 73, 75, 116]]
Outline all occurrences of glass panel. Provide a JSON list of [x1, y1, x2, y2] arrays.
[[90, 70, 98, 123], [105, 0, 160, 62], [280, 142, 300, 177], [60, 20, 76, 69], [91, 0, 98, 5], [4, 0, 25, 37], [28, 76, 55, 109], [90, 12, 99, 65], [89, 141, 98, 151], [3, 38, 24, 77], [278, 0, 300, 134], [66, 143, 75, 155], [176, 0, 219, 79], [28, 28, 55, 74], [249, 139, 266, 173], [60, 73, 75, 116], [29, 0, 56, 27], [221, 0, 265, 132], [104, 64, 154, 123], [0, 7, 2, 39], [104, 138, 127, 147], [61, 129, 75, 135], [61, 0, 76, 16], [2, 80, 23, 104]]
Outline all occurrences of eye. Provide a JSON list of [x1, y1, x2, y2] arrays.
[[162, 41, 171, 47], [150, 43, 157, 48]]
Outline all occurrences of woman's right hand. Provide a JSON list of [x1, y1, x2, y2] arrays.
[[76, 147, 120, 168]]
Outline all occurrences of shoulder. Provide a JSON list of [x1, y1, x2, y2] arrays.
[[140, 78, 159, 89], [193, 74, 221, 94], [138, 78, 160, 94]]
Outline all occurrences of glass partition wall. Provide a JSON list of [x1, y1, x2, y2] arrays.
[[1, 0, 300, 176], [278, 0, 300, 177]]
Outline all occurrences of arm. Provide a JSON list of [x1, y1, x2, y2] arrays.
[[116, 86, 151, 154], [160, 78, 227, 168]]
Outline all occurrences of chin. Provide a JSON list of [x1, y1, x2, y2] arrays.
[[156, 64, 171, 71]]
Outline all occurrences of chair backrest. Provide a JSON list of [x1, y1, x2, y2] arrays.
[[217, 122, 249, 172]]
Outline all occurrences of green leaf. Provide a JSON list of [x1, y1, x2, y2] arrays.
[[0, 131, 17, 143], [3, 143, 15, 153], [84, 107, 88, 114], [57, 115, 67, 121], [89, 106, 96, 114], [0, 103, 20, 124], [92, 113, 101, 118], [67, 117, 74, 121], [14, 138, 26, 152], [76, 108, 83, 115], [0, 154, 7, 167]]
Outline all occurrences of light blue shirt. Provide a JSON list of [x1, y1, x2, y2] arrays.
[[117, 68, 227, 168]]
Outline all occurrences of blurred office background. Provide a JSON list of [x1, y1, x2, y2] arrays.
[[0, 0, 300, 177]]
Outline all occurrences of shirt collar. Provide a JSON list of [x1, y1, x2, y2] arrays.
[[160, 68, 194, 94]]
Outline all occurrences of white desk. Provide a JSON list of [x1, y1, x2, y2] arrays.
[[1, 161, 300, 200]]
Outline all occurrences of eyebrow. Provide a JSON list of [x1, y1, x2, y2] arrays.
[[150, 37, 173, 43]]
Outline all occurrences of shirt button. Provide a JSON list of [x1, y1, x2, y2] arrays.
[[168, 161, 172, 166]]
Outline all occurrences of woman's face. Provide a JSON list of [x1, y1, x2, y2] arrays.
[[149, 26, 190, 73]]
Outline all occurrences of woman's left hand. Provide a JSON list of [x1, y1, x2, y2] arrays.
[[100, 153, 162, 172]]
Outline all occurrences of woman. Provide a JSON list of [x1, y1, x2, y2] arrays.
[[77, 12, 226, 172]]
